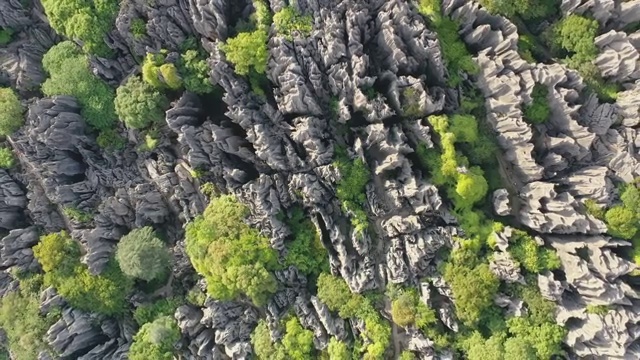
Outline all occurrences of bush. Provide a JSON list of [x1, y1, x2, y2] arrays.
[[0, 28, 13, 45], [334, 148, 371, 233], [327, 338, 351, 360], [550, 15, 599, 61], [185, 195, 279, 305], [62, 207, 93, 223], [97, 128, 127, 150], [41, 0, 118, 55], [605, 206, 638, 239], [131, 18, 147, 39], [399, 351, 416, 360], [221, 30, 269, 75], [585, 304, 610, 316], [0, 148, 15, 169], [42, 42, 116, 130], [116, 227, 171, 282], [0, 88, 24, 136], [33, 231, 132, 315], [523, 84, 551, 124], [114, 76, 168, 129], [134, 298, 182, 326], [390, 288, 437, 329], [443, 262, 499, 327], [282, 317, 315, 359], [478, 0, 556, 20], [273, 7, 313, 40], [129, 316, 180, 360], [141, 52, 182, 90], [251, 319, 284, 359], [508, 229, 561, 273], [283, 207, 329, 278], [178, 50, 214, 94], [0, 287, 52, 360]]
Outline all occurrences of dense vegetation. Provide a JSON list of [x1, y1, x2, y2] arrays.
[[0, 148, 16, 169], [33, 232, 133, 315], [334, 147, 371, 233], [128, 316, 180, 360], [116, 227, 171, 282], [273, 7, 313, 40], [185, 195, 279, 305], [0, 88, 23, 136], [523, 84, 551, 124], [114, 76, 169, 129], [283, 207, 329, 279]]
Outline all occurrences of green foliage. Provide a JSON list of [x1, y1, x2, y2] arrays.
[[97, 128, 127, 150], [186, 286, 207, 306], [508, 229, 561, 273], [130, 18, 147, 39], [584, 199, 605, 219], [251, 320, 284, 360], [506, 317, 566, 359], [115, 76, 169, 129], [443, 261, 499, 327], [221, 30, 269, 75], [116, 227, 171, 282], [390, 288, 436, 329], [282, 317, 316, 359], [449, 114, 478, 143], [0, 88, 24, 136], [462, 331, 505, 360], [523, 84, 551, 124], [42, 42, 116, 130], [0, 148, 16, 169], [139, 134, 159, 151], [63, 207, 93, 223], [129, 316, 180, 360], [478, 0, 556, 20], [178, 50, 214, 94], [41, 0, 118, 55], [317, 273, 391, 359], [0, 285, 52, 360], [283, 207, 329, 277], [504, 337, 537, 360], [141, 52, 182, 90], [33, 231, 132, 315], [134, 298, 182, 326], [401, 87, 423, 118], [252, 0, 272, 31], [273, 6, 313, 40], [0, 28, 13, 45], [185, 195, 279, 305], [605, 206, 638, 239], [586, 304, 610, 316], [551, 15, 599, 61], [399, 351, 416, 360], [327, 338, 351, 360], [334, 148, 371, 233], [418, 0, 478, 85]]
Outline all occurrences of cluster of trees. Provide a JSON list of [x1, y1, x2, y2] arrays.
[[185, 195, 279, 305], [334, 146, 371, 234], [42, 42, 117, 132], [504, 229, 561, 273], [317, 273, 391, 359], [523, 84, 551, 124], [252, 317, 316, 359], [0, 88, 23, 136], [33, 231, 133, 315], [477, 0, 557, 21], [273, 6, 313, 40], [418, 0, 478, 86], [41, 0, 118, 55]]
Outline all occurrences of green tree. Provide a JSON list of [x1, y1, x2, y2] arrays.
[[523, 84, 551, 124], [134, 298, 182, 326], [283, 207, 329, 278], [327, 338, 351, 360], [507, 317, 565, 359], [504, 337, 537, 360], [391, 292, 417, 327], [185, 195, 278, 305], [443, 262, 499, 326], [273, 7, 313, 40], [41, 0, 118, 55], [462, 332, 505, 360], [0, 148, 16, 169], [221, 30, 269, 75], [0, 28, 13, 45], [478, 0, 556, 20], [114, 76, 168, 129], [116, 227, 171, 282], [334, 148, 371, 233], [129, 316, 180, 360], [605, 206, 638, 239], [509, 229, 561, 273], [282, 317, 315, 359], [399, 351, 416, 360], [551, 15, 599, 61], [142, 53, 183, 90], [0, 88, 23, 136], [42, 42, 116, 131], [178, 50, 214, 94], [455, 168, 489, 208]]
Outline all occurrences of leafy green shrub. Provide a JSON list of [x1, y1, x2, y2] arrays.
[[0, 88, 24, 136], [178, 50, 214, 94], [399, 351, 416, 360], [129, 316, 180, 360], [550, 15, 599, 61], [116, 227, 171, 282], [605, 206, 638, 239], [41, 0, 118, 55], [584, 199, 605, 219], [130, 18, 147, 39], [251, 0, 272, 31], [114, 76, 168, 129], [0, 286, 52, 360], [401, 88, 423, 118], [282, 317, 315, 359], [327, 338, 351, 360], [273, 7, 313, 40], [186, 286, 207, 306], [0, 28, 13, 45], [62, 207, 93, 223], [0, 148, 16, 169], [585, 304, 610, 316], [334, 147, 371, 233], [33, 231, 133, 315], [142, 52, 182, 90], [317, 273, 391, 359], [97, 128, 127, 150], [134, 298, 182, 326], [251, 319, 283, 359], [443, 261, 499, 327], [283, 207, 329, 278], [523, 84, 551, 124], [185, 195, 279, 305], [221, 30, 269, 75], [478, 0, 556, 20], [42, 42, 116, 131], [508, 229, 561, 273], [390, 289, 436, 329]]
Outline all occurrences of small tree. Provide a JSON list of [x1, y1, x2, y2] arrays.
[[116, 227, 170, 282], [0, 88, 23, 136], [129, 316, 180, 360], [0, 148, 16, 169], [114, 76, 168, 129], [221, 30, 269, 75]]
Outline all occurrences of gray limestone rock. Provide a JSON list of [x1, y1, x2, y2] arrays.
[[490, 252, 525, 284], [492, 189, 510, 216]]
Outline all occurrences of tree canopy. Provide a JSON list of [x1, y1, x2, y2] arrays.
[[129, 316, 180, 360], [0, 88, 23, 136], [114, 76, 169, 129], [116, 227, 171, 282], [221, 30, 269, 75]]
